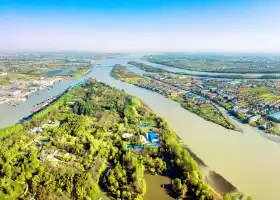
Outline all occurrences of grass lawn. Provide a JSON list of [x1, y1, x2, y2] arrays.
[[99, 190, 111, 200], [15, 73, 32, 78], [261, 93, 280, 100], [0, 73, 41, 86], [15, 73, 40, 80], [0, 77, 10, 85], [124, 76, 150, 85], [165, 77, 192, 84], [72, 67, 92, 79], [241, 87, 280, 100], [240, 87, 271, 95]]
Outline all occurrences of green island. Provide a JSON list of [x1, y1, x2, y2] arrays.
[[71, 64, 93, 79], [111, 65, 236, 130], [0, 78, 247, 200]]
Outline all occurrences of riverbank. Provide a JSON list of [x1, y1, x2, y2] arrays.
[[187, 148, 240, 198], [143, 146, 241, 200], [111, 65, 236, 130]]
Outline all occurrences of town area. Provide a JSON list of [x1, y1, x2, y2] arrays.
[[113, 63, 280, 135], [111, 65, 236, 130], [0, 53, 95, 105], [147, 73, 280, 135]]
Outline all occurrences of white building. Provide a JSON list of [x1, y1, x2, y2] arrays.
[[6, 89, 22, 96], [122, 133, 134, 139], [33, 79, 54, 87], [248, 115, 261, 124], [30, 127, 44, 134]]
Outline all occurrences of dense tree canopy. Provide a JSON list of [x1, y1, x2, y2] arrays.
[[0, 78, 242, 200]]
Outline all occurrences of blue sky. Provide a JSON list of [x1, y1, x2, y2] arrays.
[[0, 0, 280, 52]]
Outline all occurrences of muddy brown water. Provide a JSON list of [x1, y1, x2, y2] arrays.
[[144, 174, 173, 200]]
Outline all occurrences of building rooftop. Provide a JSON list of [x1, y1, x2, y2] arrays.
[[149, 132, 159, 143], [249, 115, 261, 123], [269, 112, 280, 120]]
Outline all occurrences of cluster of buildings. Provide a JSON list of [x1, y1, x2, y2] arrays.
[[0, 53, 93, 73], [183, 92, 209, 105], [0, 77, 64, 105], [205, 80, 280, 123], [146, 74, 210, 105], [122, 127, 160, 150], [145, 73, 280, 133], [0, 53, 95, 105], [135, 74, 184, 97]]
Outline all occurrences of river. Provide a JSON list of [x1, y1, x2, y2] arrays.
[[1, 54, 280, 200]]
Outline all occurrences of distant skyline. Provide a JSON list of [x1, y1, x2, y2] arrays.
[[1, 0, 280, 52]]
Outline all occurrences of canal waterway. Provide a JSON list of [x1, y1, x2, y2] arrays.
[[0, 54, 280, 200]]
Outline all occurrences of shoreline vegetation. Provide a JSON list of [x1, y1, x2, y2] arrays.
[[111, 65, 237, 131], [143, 55, 280, 74], [187, 148, 239, 197], [0, 78, 247, 200], [135, 60, 280, 79]]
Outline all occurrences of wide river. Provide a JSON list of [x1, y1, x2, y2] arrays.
[[1, 54, 280, 200]]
